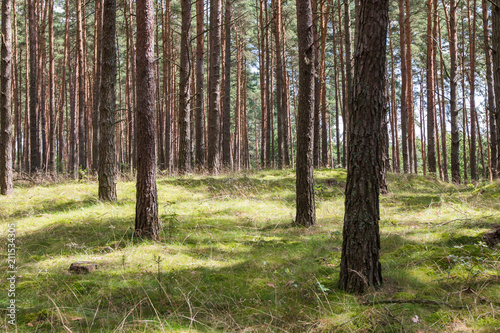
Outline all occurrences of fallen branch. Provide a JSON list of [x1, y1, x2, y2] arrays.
[[361, 299, 465, 309]]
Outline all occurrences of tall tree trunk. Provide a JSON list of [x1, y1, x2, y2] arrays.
[[468, 0, 478, 181], [339, 0, 387, 294], [295, 0, 316, 227], [29, 0, 40, 173], [450, 0, 461, 183], [93, 0, 103, 171], [48, 0, 55, 176], [77, 0, 86, 170], [135, 0, 159, 239], [98, 0, 117, 201], [399, 0, 409, 173], [344, 0, 353, 169], [274, 0, 284, 169], [1, 0, 13, 194], [320, 1, 329, 167], [58, 0, 69, 174], [178, 0, 192, 173], [195, 0, 206, 169], [222, 0, 232, 169], [405, 0, 416, 174], [208, 0, 221, 173], [492, 0, 500, 171], [482, 0, 497, 178], [427, 0, 437, 173]]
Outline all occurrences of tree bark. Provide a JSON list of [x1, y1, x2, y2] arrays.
[[468, 0, 478, 182], [427, 0, 437, 173], [222, 0, 232, 169], [450, 0, 461, 183], [135, 0, 159, 240], [295, 0, 316, 227], [98, 0, 117, 202], [482, 0, 497, 179], [208, 0, 221, 173], [92, 0, 103, 171], [195, 0, 206, 169], [77, 0, 87, 171], [178, 0, 192, 173], [398, 0, 409, 174], [29, 0, 40, 173], [1, 0, 13, 194], [339, 0, 387, 294]]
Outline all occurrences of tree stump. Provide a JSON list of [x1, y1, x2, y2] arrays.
[[483, 227, 500, 248], [69, 261, 98, 274]]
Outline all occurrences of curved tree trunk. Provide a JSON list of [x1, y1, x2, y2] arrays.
[[339, 0, 388, 294]]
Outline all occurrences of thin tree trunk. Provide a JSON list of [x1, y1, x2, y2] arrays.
[[482, 0, 497, 179], [427, 0, 437, 173], [1, 0, 13, 194], [450, 0, 460, 183], [208, 0, 221, 173], [222, 0, 232, 169], [195, 0, 206, 169], [77, 0, 86, 170], [178, 0, 192, 173], [399, 0, 409, 173], [48, 0, 55, 177], [468, 0, 478, 181], [29, 0, 40, 173], [93, 0, 103, 171]]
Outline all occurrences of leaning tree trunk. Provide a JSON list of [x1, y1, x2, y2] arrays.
[[1, 0, 13, 195], [98, 0, 117, 202], [339, 0, 388, 294], [135, 0, 159, 240], [295, 0, 316, 227]]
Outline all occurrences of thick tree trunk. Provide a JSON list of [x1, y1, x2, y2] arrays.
[[135, 0, 159, 240], [98, 0, 117, 202], [339, 0, 388, 294], [1, 0, 13, 194], [295, 0, 316, 227], [178, 0, 192, 173]]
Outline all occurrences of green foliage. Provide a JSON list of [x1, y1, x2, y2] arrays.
[[0, 170, 499, 332]]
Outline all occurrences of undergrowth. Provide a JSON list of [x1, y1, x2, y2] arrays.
[[0, 169, 499, 332]]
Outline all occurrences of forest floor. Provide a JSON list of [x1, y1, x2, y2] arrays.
[[1, 169, 499, 332]]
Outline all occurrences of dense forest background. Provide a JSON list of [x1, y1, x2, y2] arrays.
[[1, 0, 498, 181]]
